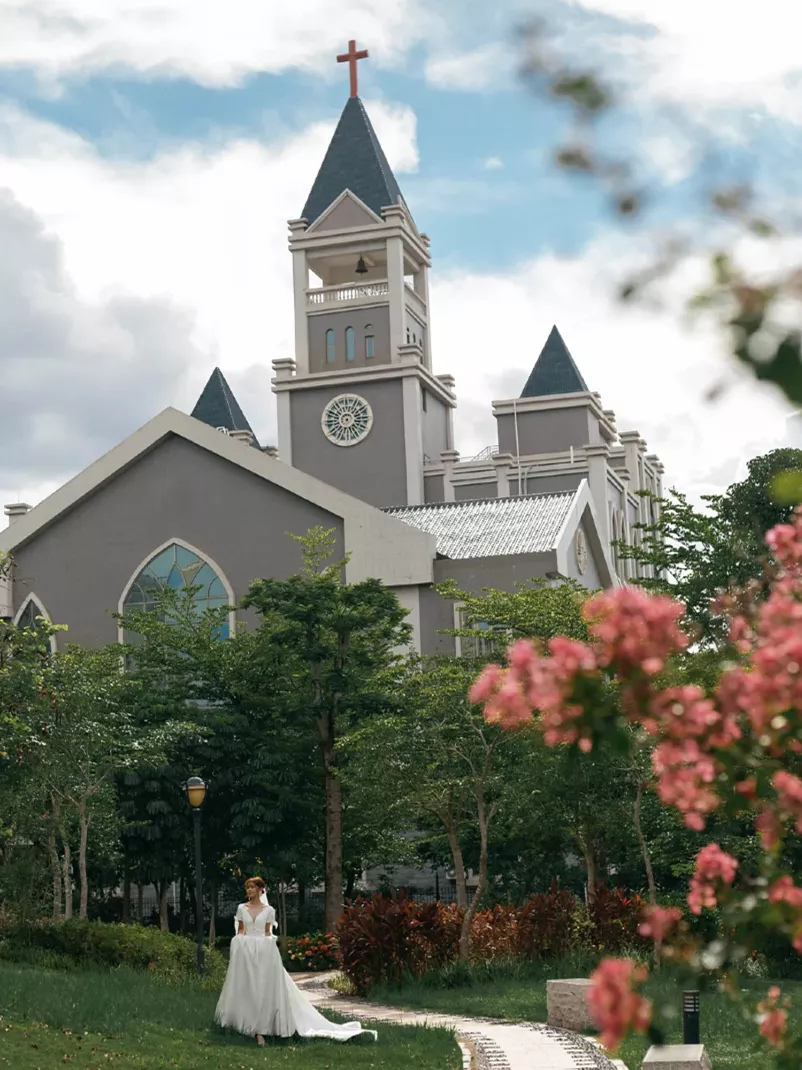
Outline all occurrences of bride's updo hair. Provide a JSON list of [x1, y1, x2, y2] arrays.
[[245, 876, 266, 891]]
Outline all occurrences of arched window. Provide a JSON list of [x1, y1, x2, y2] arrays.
[[365, 326, 375, 359], [14, 594, 57, 652], [325, 329, 335, 363], [120, 542, 232, 642], [345, 326, 355, 361]]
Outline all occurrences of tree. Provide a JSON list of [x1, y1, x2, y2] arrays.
[[242, 528, 411, 930], [26, 644, 188, 918], [620, 449, 802, 644], [343, 655, 517, 960]]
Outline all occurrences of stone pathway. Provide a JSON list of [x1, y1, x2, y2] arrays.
[[291, 973, 629, 1070]]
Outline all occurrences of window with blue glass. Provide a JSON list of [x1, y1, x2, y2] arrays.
[[325, 329, 335, 363], [365, 327, 375, 359], [345, 326, 355, 361], [16, 597, 55, 650], [123, 543, 230, 640]]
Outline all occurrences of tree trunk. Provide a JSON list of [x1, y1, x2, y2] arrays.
[[208, 880, 217, 945], [322, 730, 344, 931], [444, 822, 468, 910], [78, 803, 90, 919], [576, 826, 597, 907], [137, 883, 144, 923], [122, 876, 131, 923], [48, 826, 62, 919], [345, 870, 356, 899], [458, 799, 497, 963], [179, 876, 187, 933], [60, 828, 73, 919], [633, 780, 657, 906], [158, 882, 170, 932]]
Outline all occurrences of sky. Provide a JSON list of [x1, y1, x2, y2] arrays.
[[2, 0, 802, 519]]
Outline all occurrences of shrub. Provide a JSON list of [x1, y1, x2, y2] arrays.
[[282, 931, 341, 972], [338, 887, 649, 994], [516, 883, 577, 958], [588, 887, 649, 954], [0, 918, 226, 986]]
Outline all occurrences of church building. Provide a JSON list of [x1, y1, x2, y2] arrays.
[[0, 44, 664, 657]]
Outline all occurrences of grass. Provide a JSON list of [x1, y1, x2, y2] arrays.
[[0, 961, 461, 1070], [365, 956, 802, 1070]]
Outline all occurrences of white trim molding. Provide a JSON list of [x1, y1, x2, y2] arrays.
[[116, 537, 237, 644], [14, 593, 58, 652]]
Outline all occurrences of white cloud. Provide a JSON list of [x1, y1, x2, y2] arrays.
[[0, 100, 794, 517], [2, 0, 431, 88], [483, 157, 504, 171], [569, 0, 802, 119], [424, 43, 509, 91]]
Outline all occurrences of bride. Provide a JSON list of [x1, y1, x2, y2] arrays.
[[215, 876, 376, 1046]]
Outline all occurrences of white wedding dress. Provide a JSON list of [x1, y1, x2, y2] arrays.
[[214, 898, 376, 1042]]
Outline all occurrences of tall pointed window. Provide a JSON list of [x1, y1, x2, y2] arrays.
[[325, 329, 335, 363], [121, 543, 231, 641], [345, 326, 355, 361], [365, 326, 375, 359], [15, 595, 57, 652]]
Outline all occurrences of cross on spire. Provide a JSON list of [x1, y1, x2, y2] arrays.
[[337, 39, 368, 98]]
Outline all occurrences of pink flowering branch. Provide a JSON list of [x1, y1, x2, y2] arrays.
[[470, 505, 802, 1061]]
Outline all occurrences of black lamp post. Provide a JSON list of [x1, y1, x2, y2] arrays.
[[682, 989, 701, 1044], [183, 776, 208, 977]]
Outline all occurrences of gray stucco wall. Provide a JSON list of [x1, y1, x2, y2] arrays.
[[421, 392, 449, 465], [405, 311, 426, 352], [418, 583, 457, 656], [511, 471, 585, 496], [424, 474, 445, 503], [496, 407, 598, 455], [310, 196, 377, 232], [308, 306, 390, 372], [454, 482, 496, 501], [11, 435, 344, 648], [433, 551, 557, 594], [290, 379, 407, 507]]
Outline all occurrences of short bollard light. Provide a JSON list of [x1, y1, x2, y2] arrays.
[[682, 989, 701, 1045]]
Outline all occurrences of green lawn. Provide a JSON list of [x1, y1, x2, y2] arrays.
[[0, 962, 460, 1070], [366, 961, 802, 1070]]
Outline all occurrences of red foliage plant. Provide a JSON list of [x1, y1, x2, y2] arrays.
[[337, 885, 646, 994]]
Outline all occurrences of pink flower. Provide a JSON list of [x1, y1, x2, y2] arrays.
[[687, 844, 738, 916], [584, 587, 688, 675], [652, 739, 720, 830], [588, 957, 652, 1052], [757, 986, 788, 1047], [638, 906, 682, 943], [773, 771, 802, 834], [768, 875, 802, 909]]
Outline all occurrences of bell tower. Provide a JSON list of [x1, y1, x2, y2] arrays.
[[273, 41, 456, 509]]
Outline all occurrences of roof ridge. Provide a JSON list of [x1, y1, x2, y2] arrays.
[[383, 490, 574, 512]]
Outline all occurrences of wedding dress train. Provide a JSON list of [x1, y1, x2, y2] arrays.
[[214, 899, 376, 1042]]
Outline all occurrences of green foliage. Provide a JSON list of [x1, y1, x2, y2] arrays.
[[620, 449, 802, 643], [0, 918, 226, 985], [438, 576, 591, 652]]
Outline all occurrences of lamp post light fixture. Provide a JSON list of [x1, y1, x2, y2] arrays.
[[183, 775, 208, 977], [682, 989, 701, 1044]]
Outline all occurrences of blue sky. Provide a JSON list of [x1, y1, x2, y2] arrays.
[[0, 0, 801, 510]]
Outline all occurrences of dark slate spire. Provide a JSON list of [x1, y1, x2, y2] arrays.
[[301, 97, 408, 225], [520, 326, 589, 398], [191, 367, 260, 448]]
